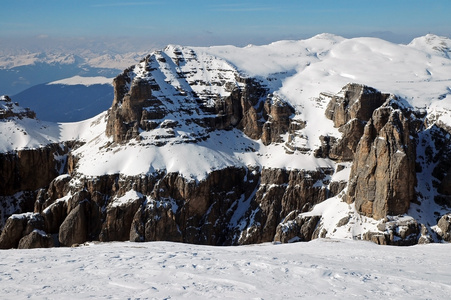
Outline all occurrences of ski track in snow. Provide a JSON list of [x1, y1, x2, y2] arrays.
[[1, 239, 450, 299]]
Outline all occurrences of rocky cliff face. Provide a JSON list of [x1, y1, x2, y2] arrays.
[[104, 47, 294, 147], [2, 41, 451, 249], [1, 164, 344, 248], [346, 99, 419, 219]]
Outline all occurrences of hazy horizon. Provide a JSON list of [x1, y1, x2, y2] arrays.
[[1, 1, 450, 53]]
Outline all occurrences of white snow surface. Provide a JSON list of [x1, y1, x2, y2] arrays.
[[0, 111, 107, 152], [47, 75, 113, 86], [1, 239, 450, 299], [200, 33, 451, 121]]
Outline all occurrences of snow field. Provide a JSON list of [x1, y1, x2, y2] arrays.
[[47, 76, 114, 86], [1, 239, 450, 299]]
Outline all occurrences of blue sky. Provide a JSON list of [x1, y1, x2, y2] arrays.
[[1, 0, 451, 49]]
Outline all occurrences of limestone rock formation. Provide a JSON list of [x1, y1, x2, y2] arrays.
[[346, 99, 417, 219], [104, 46, 295, 147], [364, 217, 422, 246], [0, 143, 71, 196], [0, 213, 45, 249], [324, 83, 390, 161], [273, 211, 321, 243], [18, 230, 53, 249], [59, 201, 90, 247]]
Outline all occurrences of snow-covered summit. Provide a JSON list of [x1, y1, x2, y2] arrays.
[[408, 34, 451, 58]]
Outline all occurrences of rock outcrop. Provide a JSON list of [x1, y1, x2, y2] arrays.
[[0, 162, 346, 248], [0, 144, 71, 196], [346, 99, 418, 219], [104, 47, 295, 147], [0, 95, 36, 120], [324, 83, 390, 161], [0, 213, 49, 249]]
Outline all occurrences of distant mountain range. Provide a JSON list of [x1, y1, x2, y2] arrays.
[[12, 76, 114, 122], [1, 33, 451, 249], [0, 49, 144, 122], [0, 50, 147, 96]]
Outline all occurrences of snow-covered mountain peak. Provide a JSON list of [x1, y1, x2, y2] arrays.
[[408, 34, 451, 58]]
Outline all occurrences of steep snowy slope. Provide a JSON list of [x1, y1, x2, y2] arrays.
[[202, 33, 451, 122], [1, 34, 451, 248], [0, 97, 108, 153]]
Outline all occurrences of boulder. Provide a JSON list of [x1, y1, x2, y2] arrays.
[[0, 215, 28, 249], [59, 201, 90, 247], [274, 211, 321, 243], [0, 213, 45, 249], [437, 214, 451, 241], [18, 230, 53, 249]]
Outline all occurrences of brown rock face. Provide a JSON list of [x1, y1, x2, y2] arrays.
[[104, 48, 295, 147], [325, 83, 389, 128], [273, 211, 321, 243], [260, 96, 295, 145], [233, 167, 339, 244], [18, 230, 53, 249], [324, 83, 389, 161], [1, 162, 346, 248], [346, 102, 417, 219], [100, 195, 144, 242], [59, 201, 90, 247], [0, 143, 70, 196], [106, 74, 154, 142], [0, 213, 45, 249]]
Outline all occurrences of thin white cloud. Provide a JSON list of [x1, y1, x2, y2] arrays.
[[208, 3, 276, 12], [91, 1, 161, 8]]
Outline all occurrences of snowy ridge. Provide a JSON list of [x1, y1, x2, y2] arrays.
[[47, 75, 113, 86], [0, 110, 107, 152], [2, 34, 451, 177]]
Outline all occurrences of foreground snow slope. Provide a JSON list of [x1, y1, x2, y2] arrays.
[[1, 239, 451, 299]]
